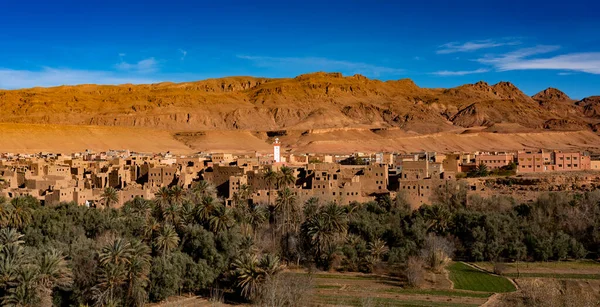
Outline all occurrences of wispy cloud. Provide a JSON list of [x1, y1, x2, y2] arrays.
[[115, 57, 158, 73], [477, 45, 560, 65], [0, 67, 159, 89], [477, 45, 600, 74], [431, 68, 490, 76], [437, 39, 520, 54], [558, 72, 575, 76], [237, 55, 403, 77], [179, 49, 187, 60]]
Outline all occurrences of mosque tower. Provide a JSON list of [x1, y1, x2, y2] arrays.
[[274, 138, 281, 163]]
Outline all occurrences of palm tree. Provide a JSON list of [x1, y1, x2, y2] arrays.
[[196, 195, 219, 222], [2, 265, 39, 307], [422, 205, 451, 234], [36, 249, 73, 306], [0, 254, 20, 292], [100, 187, 119, 209], [179, 200, 196, 225], [368, 238, 390, 262], [262, 168, 278, 207], [0, 228, 24, 247], [0, 249, 24, 294], [154, 224, 179, 258], [303, 197, 320, 219], [231, 254, 264, 300], [189, 180, 217, 201], [231, 192, 243, 209], [142, 217, 161, 243], [125, 240, 151, 307], [0, 203, 9, 228], [0, 229, 26, 296], [231, 253, 282, 301], [259, 253, 282, 276], [304, 214, 332, 264], [162, 203, 181, 227], [170, 185, 185, 205], [240, 184, 252, 200], [232, 185, 252, 208], [274, 187, 299, 233], [247, 205, 269, 236], [93, 263, 127, 306], [7, 198, 33, 230], [130, 197, 151, 218], [154, 186, 172, 210], [209, 205, 234, 233], [277, 166, 296, 188], [321, 203, 348, 235], [99, 238, 133, 267]]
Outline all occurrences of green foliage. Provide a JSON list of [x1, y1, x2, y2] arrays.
[[1, 184, 599, 305], [231, 253, 282, 300], [100, 187, 119, 209], [489, 162, 517, 176], [467, 162, 489, 178]]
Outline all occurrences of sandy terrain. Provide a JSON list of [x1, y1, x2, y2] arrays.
[[173, 130, 272, 153], [0, 123, 192, 154], [280, 128, 600, 154], [3, 123, 600, 155]]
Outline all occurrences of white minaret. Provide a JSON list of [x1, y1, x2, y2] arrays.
[[274, 138, 281, 163]]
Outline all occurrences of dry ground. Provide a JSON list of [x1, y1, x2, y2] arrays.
[[473, 260, 600, 276], [307, 270, 489, 306], [3, 123, 600, 155], [0, 123, 192, 154]]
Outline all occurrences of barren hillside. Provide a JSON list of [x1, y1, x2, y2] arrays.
[[1, 72, 600, 153], [1, 72, 598, 132]]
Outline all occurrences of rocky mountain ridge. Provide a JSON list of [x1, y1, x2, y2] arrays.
[[0, 72, 597, 133]]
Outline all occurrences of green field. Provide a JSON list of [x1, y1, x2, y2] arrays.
[[315, 294, 480, 307], [448, 262, 516, 293], [472, 260, 600, 271], [505, 272, 600, 279]]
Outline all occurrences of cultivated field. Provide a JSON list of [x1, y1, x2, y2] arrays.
[[283, 262, 516, 307], [472, 260, 600, 279], [142, 261, 600, 306]]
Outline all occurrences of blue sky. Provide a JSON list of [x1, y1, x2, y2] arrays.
[[1, 0, 599, 98]]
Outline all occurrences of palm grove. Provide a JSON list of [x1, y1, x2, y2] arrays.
[[0, 166, 599, 306]]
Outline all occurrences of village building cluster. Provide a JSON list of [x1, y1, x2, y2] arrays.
[[2, 142, 600, 209]]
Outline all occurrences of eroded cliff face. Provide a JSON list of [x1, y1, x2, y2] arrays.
[[0, 72, 599, 132]]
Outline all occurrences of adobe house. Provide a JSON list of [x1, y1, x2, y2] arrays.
[[211, 153, 234, 165], [203, 165, 245, 198], [517, 150, 590, 173], [475, 152, 515, 170], [148, 166, 178, 188], [118, 187, 154, 207]]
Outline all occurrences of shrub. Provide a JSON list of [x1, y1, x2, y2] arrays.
[[404, 256, 425, 288], [420, 234, 454, 273], [493, 262, 508, 275], [256, 273, 314, 307]]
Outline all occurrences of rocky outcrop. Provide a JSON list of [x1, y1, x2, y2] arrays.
[[576, 96, 600, 118]]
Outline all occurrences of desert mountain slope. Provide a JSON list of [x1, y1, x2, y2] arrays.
[[533, 87, 572, 102], [1, 72, 599, 133]]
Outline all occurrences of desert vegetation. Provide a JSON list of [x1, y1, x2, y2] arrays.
[[0, 180, 599, 306]]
